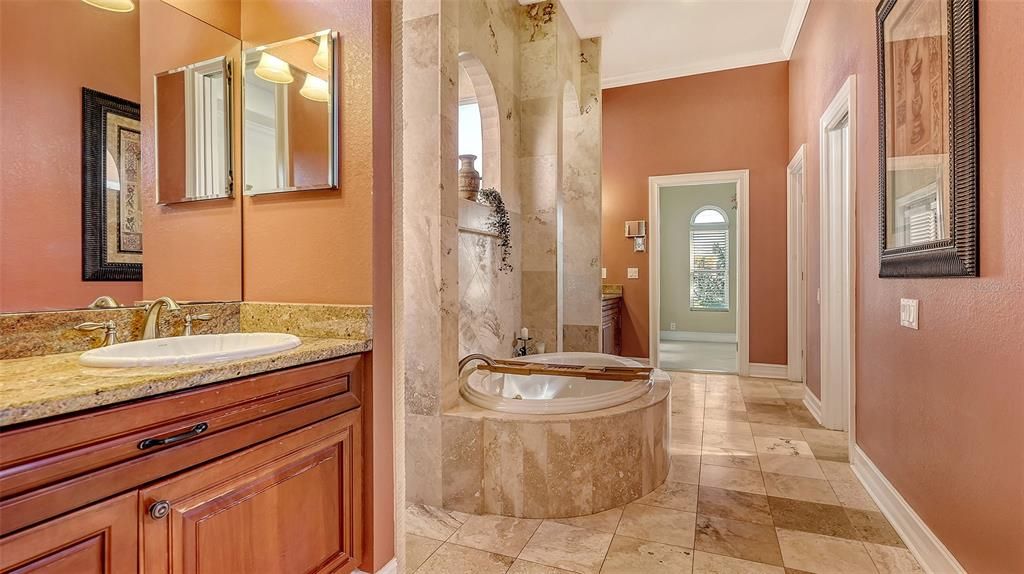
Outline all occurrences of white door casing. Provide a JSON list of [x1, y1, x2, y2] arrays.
[[818, 75, 857, 435], [648, 170, 750, 375]]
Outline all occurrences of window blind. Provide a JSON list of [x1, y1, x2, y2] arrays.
[[690, 229, 729, 310]]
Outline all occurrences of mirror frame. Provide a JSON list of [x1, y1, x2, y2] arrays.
[[153, 56, 234, 205], [875, 0, 978, 278], [82, 88, 142, 282], [241, 30, 339, 196]]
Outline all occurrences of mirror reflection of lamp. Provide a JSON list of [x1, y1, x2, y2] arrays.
[[254, 52, 294, 84], [81, 0, 135, 12], [313, 35, 330, 71], [299, 75, 330, 102]]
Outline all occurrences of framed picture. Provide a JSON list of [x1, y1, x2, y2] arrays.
[[876, 0, 978, 277], [82, 88, 143, 281]]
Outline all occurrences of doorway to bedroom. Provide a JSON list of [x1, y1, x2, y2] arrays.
[[649, 171, 749, 374]]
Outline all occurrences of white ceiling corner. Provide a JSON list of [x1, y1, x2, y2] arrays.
[[553, 0, 810, 89]]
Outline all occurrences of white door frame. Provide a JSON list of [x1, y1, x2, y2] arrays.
[[648, 170, 750, 375], [819, 76, 856, 433], [787, 145, 807, 383]]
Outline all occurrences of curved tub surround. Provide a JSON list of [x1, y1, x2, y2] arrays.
[[460, 353, 654, 415], [439, 363, 671, 519]]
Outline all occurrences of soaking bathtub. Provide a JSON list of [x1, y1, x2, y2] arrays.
[[459, 352, 664, 415]]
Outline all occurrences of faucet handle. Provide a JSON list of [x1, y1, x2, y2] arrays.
[[184, 313, 212, 336], [75, 321, 117, 347]]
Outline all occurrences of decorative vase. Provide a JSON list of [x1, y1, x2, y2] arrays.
[[458, 154, 481, 201]]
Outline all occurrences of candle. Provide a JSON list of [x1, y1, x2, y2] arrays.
[[521, 327, 529, 339]]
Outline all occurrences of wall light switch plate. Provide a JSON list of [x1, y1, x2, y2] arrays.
[[602, 267, 607, 279], [670, 322, 676, 330], [900, 298, 919, 329], [627, 267, 639, 279]]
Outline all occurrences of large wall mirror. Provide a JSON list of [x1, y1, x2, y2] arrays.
[[155, 57, 233, 204], [0, 0, 244, 314], [242, 30, 338, 195]]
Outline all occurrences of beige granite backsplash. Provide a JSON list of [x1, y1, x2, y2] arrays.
[[240, 302, 372, 340], [1, 302, 372, 361], [0, 302, 241, 360], [602, 284, 624, 296]]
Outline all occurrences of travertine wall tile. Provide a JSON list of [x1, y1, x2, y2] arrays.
[[442, 415, 485, 513], [407, 413, 444, 507]]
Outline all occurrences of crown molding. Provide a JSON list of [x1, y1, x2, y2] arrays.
[[781, 0, 810, 58], [602, 47, 788, 89]]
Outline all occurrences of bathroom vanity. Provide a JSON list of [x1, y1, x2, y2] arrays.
[[601, 292, 623, 356], [0, 351, 370, 574]]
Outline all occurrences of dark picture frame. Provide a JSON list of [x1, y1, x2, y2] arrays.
[[82, 88, 143, 281], [876, 0, 978, 277]]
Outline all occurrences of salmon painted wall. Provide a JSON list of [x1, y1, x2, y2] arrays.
[[140, 0, 243, 302], [789, 1, 1024, 570], [602, 62, 790, 363], [239, 0, 374, 305], [0, 1, 142, 312]]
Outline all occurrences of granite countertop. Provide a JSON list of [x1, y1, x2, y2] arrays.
[[0, 337, 371, 427], [602, 284, 623, 301]]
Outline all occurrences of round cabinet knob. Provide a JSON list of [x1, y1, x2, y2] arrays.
[[149, 500, 171, 520]]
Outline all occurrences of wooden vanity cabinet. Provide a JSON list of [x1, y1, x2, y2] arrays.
[[601, 298, 622, 356], [0, 492, 138, 574], [140, 411, 360, 574], [0, 354, 367, 574]]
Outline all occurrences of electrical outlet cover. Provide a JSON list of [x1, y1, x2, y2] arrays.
[[627, 267, 639, 279]]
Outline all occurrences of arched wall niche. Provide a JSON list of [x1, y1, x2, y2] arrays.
[[457, 52, 501, 190]]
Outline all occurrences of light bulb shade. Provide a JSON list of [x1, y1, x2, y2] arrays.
[[254, 52, 293, 84], [81, 0, 135, 11], [313, 35, 330, 71], [299, 75, 330, 102]]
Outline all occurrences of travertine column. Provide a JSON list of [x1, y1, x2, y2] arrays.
[[400, 0, 460, 508], [561, 37, 603, 351], [519, 2, 561, 352]]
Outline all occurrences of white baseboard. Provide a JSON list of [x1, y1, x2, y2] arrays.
[[660, 330, 737, 343], [355, 558, 397, 574], [747, 363, 788, 379], [852, 446, 966, 574], [803, 386, 822, 424]]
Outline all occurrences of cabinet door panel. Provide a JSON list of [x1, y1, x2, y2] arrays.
[[141, 411, 361, 574], [0, 492, 137, 574]]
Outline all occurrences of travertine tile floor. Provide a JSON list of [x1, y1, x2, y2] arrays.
[[405, 373, 923, 574]]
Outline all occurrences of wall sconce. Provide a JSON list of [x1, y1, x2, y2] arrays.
[[625, 220, 647, 252], [253, 52, 294, 84], [313, 34, 331, 71], [81, 0, 135, 12], [299, 75, 330, 102]]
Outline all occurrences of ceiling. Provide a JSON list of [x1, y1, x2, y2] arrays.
[[556, 0, 809, 88]]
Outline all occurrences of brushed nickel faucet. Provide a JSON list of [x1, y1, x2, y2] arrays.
[[87, 295, 120, 309], [184, 312, 212, 336], [75, 321, 118, 347], [458, 353, 496, 376], [142, 297, 182, 339]]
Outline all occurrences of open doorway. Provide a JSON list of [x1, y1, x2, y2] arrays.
[[649, 170, 749, 374]]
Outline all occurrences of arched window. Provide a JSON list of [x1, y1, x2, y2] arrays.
[[690, 206, 729, 311]]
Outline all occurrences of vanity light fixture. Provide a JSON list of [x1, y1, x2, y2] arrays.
[[81, 0, 135, 12], [253, 52, 293, 84], [299, 75, 330, 102], [313, 34, 331, 71]]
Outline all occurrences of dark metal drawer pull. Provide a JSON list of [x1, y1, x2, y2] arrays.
[[138, 422, 209, 450]]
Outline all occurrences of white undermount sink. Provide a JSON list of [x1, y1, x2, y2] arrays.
[[79, 333, 302, 368]]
